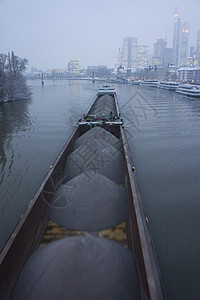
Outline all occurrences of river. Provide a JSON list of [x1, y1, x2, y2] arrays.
[[0, 79, 200, 299]]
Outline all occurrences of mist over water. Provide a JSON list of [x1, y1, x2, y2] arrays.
[[0, 80, 200, 299]]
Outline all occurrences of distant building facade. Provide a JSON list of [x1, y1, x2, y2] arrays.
[[86, 65, 110, 78], [121, 37, 138, 69], [177, 67, 200, 83], [186, 31, 200, 67], [187, 56, 194, 67], [162, 48, 173, 67], [172, 11, 190, 67], [68, 60, 80, 76], [151, 39, 173, 68], [47, 69, 68, 78], [152, 38, 167, 66], [196, 30, 200, 66], [179, 22, 190, 67], [136, 45, 149, 69], [120, 37, 149, 69], [152, 56, 162, 67], [188, 47, 196, 67]]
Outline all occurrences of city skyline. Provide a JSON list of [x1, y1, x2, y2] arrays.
[[0, 0, 199, 70]]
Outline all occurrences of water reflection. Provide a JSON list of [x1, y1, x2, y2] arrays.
[[68, 79, 81, 96], [0, 100, 31, 185], [0, 80, 94, 251]]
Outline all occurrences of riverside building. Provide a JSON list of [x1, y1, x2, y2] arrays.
[[177, 67, 200, 84], [68, 60, 80, 77]]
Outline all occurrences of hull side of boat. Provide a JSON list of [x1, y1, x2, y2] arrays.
[[0, 127, 80, 299], [176, 90, 200, 97], [159, 85, 178, 91]]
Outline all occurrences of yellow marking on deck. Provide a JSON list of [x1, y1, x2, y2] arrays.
[[39, 220, 132, 250], [98, 222, 131, 248]]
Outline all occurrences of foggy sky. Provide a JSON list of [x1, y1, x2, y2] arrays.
[[0, 0, 199, 70]]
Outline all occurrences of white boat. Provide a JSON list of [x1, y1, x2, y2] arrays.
[[175, 84, 200, 98], [106, 78, 119, 83], [131, 80, 141, 85], [140, 79, 158, 87], [159, 81, 179, 91]]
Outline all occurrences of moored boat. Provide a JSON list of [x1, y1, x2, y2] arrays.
[[140, 79, 159, 87], [159, 81, 179, 91], [175, 84, 200, 97], [106, 77, 119, 83], [131, 80, 141, 85], [121, 78, 128, 84], [0, 85, 166, 299]]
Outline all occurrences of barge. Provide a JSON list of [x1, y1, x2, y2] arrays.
[[0, 85, 166, 299]]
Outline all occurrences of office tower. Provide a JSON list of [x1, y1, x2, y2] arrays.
[[196, 30, 200, 53], [179, 22, 190, 67], [121, 37, 138, 69], [190, 46, 195, 57], [152, 38, 167, 67], [152, 56, 162, 67], [68, 60, 80, 76], [196, 30, 200, 66], [136, 45, 149, 69], [154, 39, 167, 59], [162, 48, 173, 67], [187, 57, 193, 67], [189, 46, 198, 67], [172, 10, 190, 67], [120, 37, 149, 69], [172, 11, 182, 66]]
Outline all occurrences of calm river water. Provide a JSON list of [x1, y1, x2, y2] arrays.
[[0, 79, 200, 299]]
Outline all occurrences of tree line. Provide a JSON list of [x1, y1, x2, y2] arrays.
[[0, 52, 31, 103]]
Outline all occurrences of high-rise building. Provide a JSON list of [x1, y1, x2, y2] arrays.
[[152, 56, 162, 67], [190, 46, 195, 57], [154, 39, 167, 59], [68, 60, 79, 76], [152, 39, 173, 67], [179, 22, 190, 67], [136, 45, 149, 69], [120, 37, 148, 69], [121, 37, 138, 69], [152, 38, 167, 67], [162, 48, 173, 67], [196, 30, 200, 53], [196, 30, 200, 66], [173, 11, 182, 66], [188, 46, 198, 67], [187, 57, 193, 67], [172, 11, 190, 67]]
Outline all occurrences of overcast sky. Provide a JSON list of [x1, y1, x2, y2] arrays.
[[0, 0, 199, 70]]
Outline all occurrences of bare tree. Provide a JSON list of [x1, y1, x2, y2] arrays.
[[0, 51, 30, 103], [0, 54, 7, 103]]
